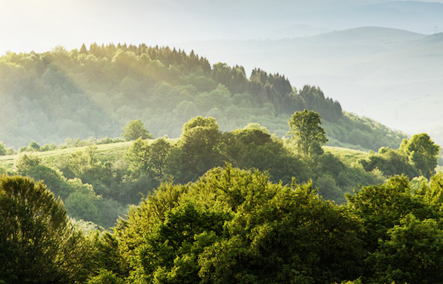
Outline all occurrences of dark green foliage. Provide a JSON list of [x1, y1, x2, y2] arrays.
[[6, 139, 443, 283], [26, 165, 72, 199], [345, 174, 443, 283], [116, 166, 366, 284], [288, 109, 328, 157], [0, 175, 90, 283], [360, 133, 440, 179], [369, 214, 443, 284], [138, 202, 231, 284], [196, 168, 364, 284], [400, 133, 440, 178], [292, 85, 343, 122], [226, 126, 311, 185], [126, 137, 171, 180], [360, 148, 419, 179], [166, 116, 224, 183]]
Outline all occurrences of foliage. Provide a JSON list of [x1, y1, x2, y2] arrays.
[[369, 214, 443, 284], [126, 137, 171, 180], [288, 109, 328, 157], [87, 270, 125, 284], [114, 165, 367, 283], [14, 153, 42, 175], [360, 133, 440, 179], [0, 175, 90, 283], [0, 44, 404, 153], [400, 133, 440, 178], [121, 119, 153, 141], [360, 148, 419, 179], [0, 142, 6, 156], [166, 116, 224, 183]]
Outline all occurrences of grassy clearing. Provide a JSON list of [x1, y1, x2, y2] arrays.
[[323, 146, 369, 167], [0, 138, 179, 171]]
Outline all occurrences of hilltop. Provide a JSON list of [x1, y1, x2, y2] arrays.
[[0, 44, 406, 152]]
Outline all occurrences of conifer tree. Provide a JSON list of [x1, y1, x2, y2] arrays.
[[80, 43, 88, 54]]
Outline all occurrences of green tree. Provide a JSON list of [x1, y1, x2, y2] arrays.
[[26, 165, 72, 199], [0, 175, 90, 283], [137, 202, 230, 284], [360, 148, 419, 179], [197, 167, 364, 284], [28, 141, 41, 152], [14, 153, 42, 175], [369, 214, 443, 284], [288, 109, 328, 157], [121, 119, 153, 141], [125, 165, 364, 283], [126, 138, 171, 179], [0, 142, 6, 156], [400, 133, 440, 178], [166, 116, 223, 183], [87, 269, 125, 284], [80, 43, 88, 54], [346, 175, 442, 282]]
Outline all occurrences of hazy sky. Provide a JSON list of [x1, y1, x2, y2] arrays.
[[2, 0, 443, 56]]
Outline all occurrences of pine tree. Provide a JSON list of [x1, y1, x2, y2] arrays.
[[80, 43, 88, 54]]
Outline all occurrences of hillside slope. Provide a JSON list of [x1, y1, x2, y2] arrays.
[[0, 44, 406, 151], [178, 28, 443, 141]]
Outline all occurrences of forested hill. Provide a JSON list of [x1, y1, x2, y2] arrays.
[[0, 43, 405, 150]]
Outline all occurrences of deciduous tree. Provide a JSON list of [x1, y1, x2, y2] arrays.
[[288, 109, 328, 157], [121, 119, 153, 141], [0, 175, 90, 283]]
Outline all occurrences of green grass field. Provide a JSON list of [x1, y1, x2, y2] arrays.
[[323, 146, 369, 166], [0, 139, 179, 172]]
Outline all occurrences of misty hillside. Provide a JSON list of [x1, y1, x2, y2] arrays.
[[178, 27, 443, 142], [0, 44, 406, 151]]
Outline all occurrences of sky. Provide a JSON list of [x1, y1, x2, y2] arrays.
[[2, 0, 443, 56]]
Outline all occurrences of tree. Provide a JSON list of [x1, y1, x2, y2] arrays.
[[400, 133, 440, 178], [166, 116, 223, 183], [125, 165, 364, 283], [121, 119, 153, 141], [14, 153, 42, 175], [360, 148, 419, 179], [288, 109, 328, 157], [0, 175, 90, 283], [126, 138, 171, 179], [28, 141, 41, 152], [0, 142, 6, 156], [80, 43, 88, 54], [369, 214, 443, 284]]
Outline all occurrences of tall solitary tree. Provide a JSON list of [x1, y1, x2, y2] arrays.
[[121, 119, 153, 141], [288, 110, 328, 157]]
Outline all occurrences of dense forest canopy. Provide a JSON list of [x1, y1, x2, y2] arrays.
[[4, 163, 443, 283], [0, 43, 405, 151]]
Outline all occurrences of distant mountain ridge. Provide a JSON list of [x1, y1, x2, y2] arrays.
[[177, 25, 443, 144]]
